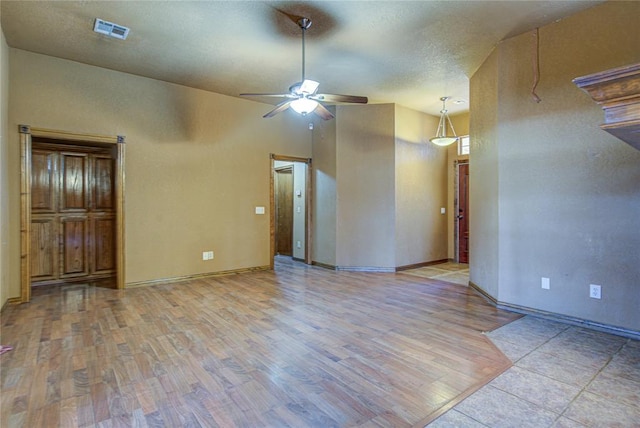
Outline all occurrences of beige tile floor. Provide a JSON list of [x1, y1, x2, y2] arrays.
[[429, 316, 640, 427], [401, 262, 470, 286], [408, 264, 640, 428]]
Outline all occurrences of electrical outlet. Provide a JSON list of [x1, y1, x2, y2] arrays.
[[541, 277, 550, 290], [590, 284, 601, 299], [202, 251, 214, 260], [296, 241, 301, 249]]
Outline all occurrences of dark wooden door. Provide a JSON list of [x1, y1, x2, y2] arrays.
[[31, 142, 116, 286], [91, 154, 116, 276], [31, 149, 58, 281], [275, 167, 293, 256], [458, 163, 469, 264]]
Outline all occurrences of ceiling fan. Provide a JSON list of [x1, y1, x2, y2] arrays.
[[240, 17, 368, 120]]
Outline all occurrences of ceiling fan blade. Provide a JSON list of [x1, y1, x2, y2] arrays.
[[299, 79, 320, 94], [240, 93, 296, 99], [263, 100, 293, 118], [314, 103, 335, 120], [311, 93, 368, 104], [242, 17, 367, 121]]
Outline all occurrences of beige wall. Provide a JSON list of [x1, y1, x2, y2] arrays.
[[311, 116, 337, 267], [471, 1, 640, 331], [0, 25, 9, 307], [470, 48, 500, 298], [336, 104, 396, 270], [446, 113, 469, 260], [395, 104, 447, 267], [7, 49, 312, 292], [323, 103, 448, 271], [292, 162, 307, 260]]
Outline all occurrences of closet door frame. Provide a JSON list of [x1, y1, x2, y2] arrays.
[[19, 125, 126, 302]]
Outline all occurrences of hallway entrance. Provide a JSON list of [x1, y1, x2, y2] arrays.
[[270, 154, 312, 267]]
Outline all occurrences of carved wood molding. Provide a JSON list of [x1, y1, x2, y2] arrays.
[[573, 63, 640, 150]]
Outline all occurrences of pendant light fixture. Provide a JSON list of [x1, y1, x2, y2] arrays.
[[430, 96, 458, 146]]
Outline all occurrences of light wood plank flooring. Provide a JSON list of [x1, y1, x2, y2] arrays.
[[1, 259, 521, 427]]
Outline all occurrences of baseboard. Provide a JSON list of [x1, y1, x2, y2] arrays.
[[336, 266, 395, 273], [125, 265, 271, 288], [468, 281, 639, 340], [313, 259, 453, 273], [497, 301, 640, 341], [311, 261, 337, 270], [1, 297, 22, 312], [396, 258, 450, 272], [468, 281, 498, 305]]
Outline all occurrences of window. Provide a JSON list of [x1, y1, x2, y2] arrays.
[[458, 135, 470, 156]]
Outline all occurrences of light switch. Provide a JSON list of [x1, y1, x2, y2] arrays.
[[255, 206, 265, 215], [441, 207, 446, 214]]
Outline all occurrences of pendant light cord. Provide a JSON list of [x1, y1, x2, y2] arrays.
[[531, 28, 542, 103]]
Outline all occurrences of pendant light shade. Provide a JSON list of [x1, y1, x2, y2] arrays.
[[430, 96, 458, 146]]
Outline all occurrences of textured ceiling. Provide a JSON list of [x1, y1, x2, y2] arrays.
[[1, 0, 602, 116]]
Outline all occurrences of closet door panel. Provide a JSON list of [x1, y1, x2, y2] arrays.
[[60, 152, 89, 212], [31, 150, 56, 213], [30, 218, 57, 281], [60, 217, 89, 277], [92, 216, 116, 274], [93, 155, 115, 210]]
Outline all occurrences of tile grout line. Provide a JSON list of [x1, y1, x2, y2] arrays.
[[450, 321, 572, 426], [554, 337, 631, 426], [483, 322, 610, 427], [488, 324, 632, 427]]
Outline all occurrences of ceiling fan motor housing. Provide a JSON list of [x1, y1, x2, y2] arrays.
[[298, 18, 312, 30]]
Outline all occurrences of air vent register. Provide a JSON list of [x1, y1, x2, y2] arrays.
[[93, 18, 129, 40]]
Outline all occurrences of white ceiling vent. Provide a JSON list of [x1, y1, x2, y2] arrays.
[[93, 18, 130, 40]]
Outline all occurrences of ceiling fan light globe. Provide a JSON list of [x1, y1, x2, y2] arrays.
[[429, 136, 458, 146], [290, 98, 319, 115]]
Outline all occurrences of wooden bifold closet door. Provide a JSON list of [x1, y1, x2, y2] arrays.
[[30, 142, 116, 286]]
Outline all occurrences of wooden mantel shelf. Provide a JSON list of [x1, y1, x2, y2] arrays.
[[573, 63, 640, 151]]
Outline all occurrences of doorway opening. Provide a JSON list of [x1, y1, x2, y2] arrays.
[[455, 160, 469, 264], [270, 154, 311, 268], [19, 126, 125, 302]]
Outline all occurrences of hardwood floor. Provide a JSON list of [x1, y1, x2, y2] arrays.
[[1, 259, 521, 427]]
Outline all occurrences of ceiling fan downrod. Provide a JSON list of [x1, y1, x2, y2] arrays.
[[298, 18, 312, 82]]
